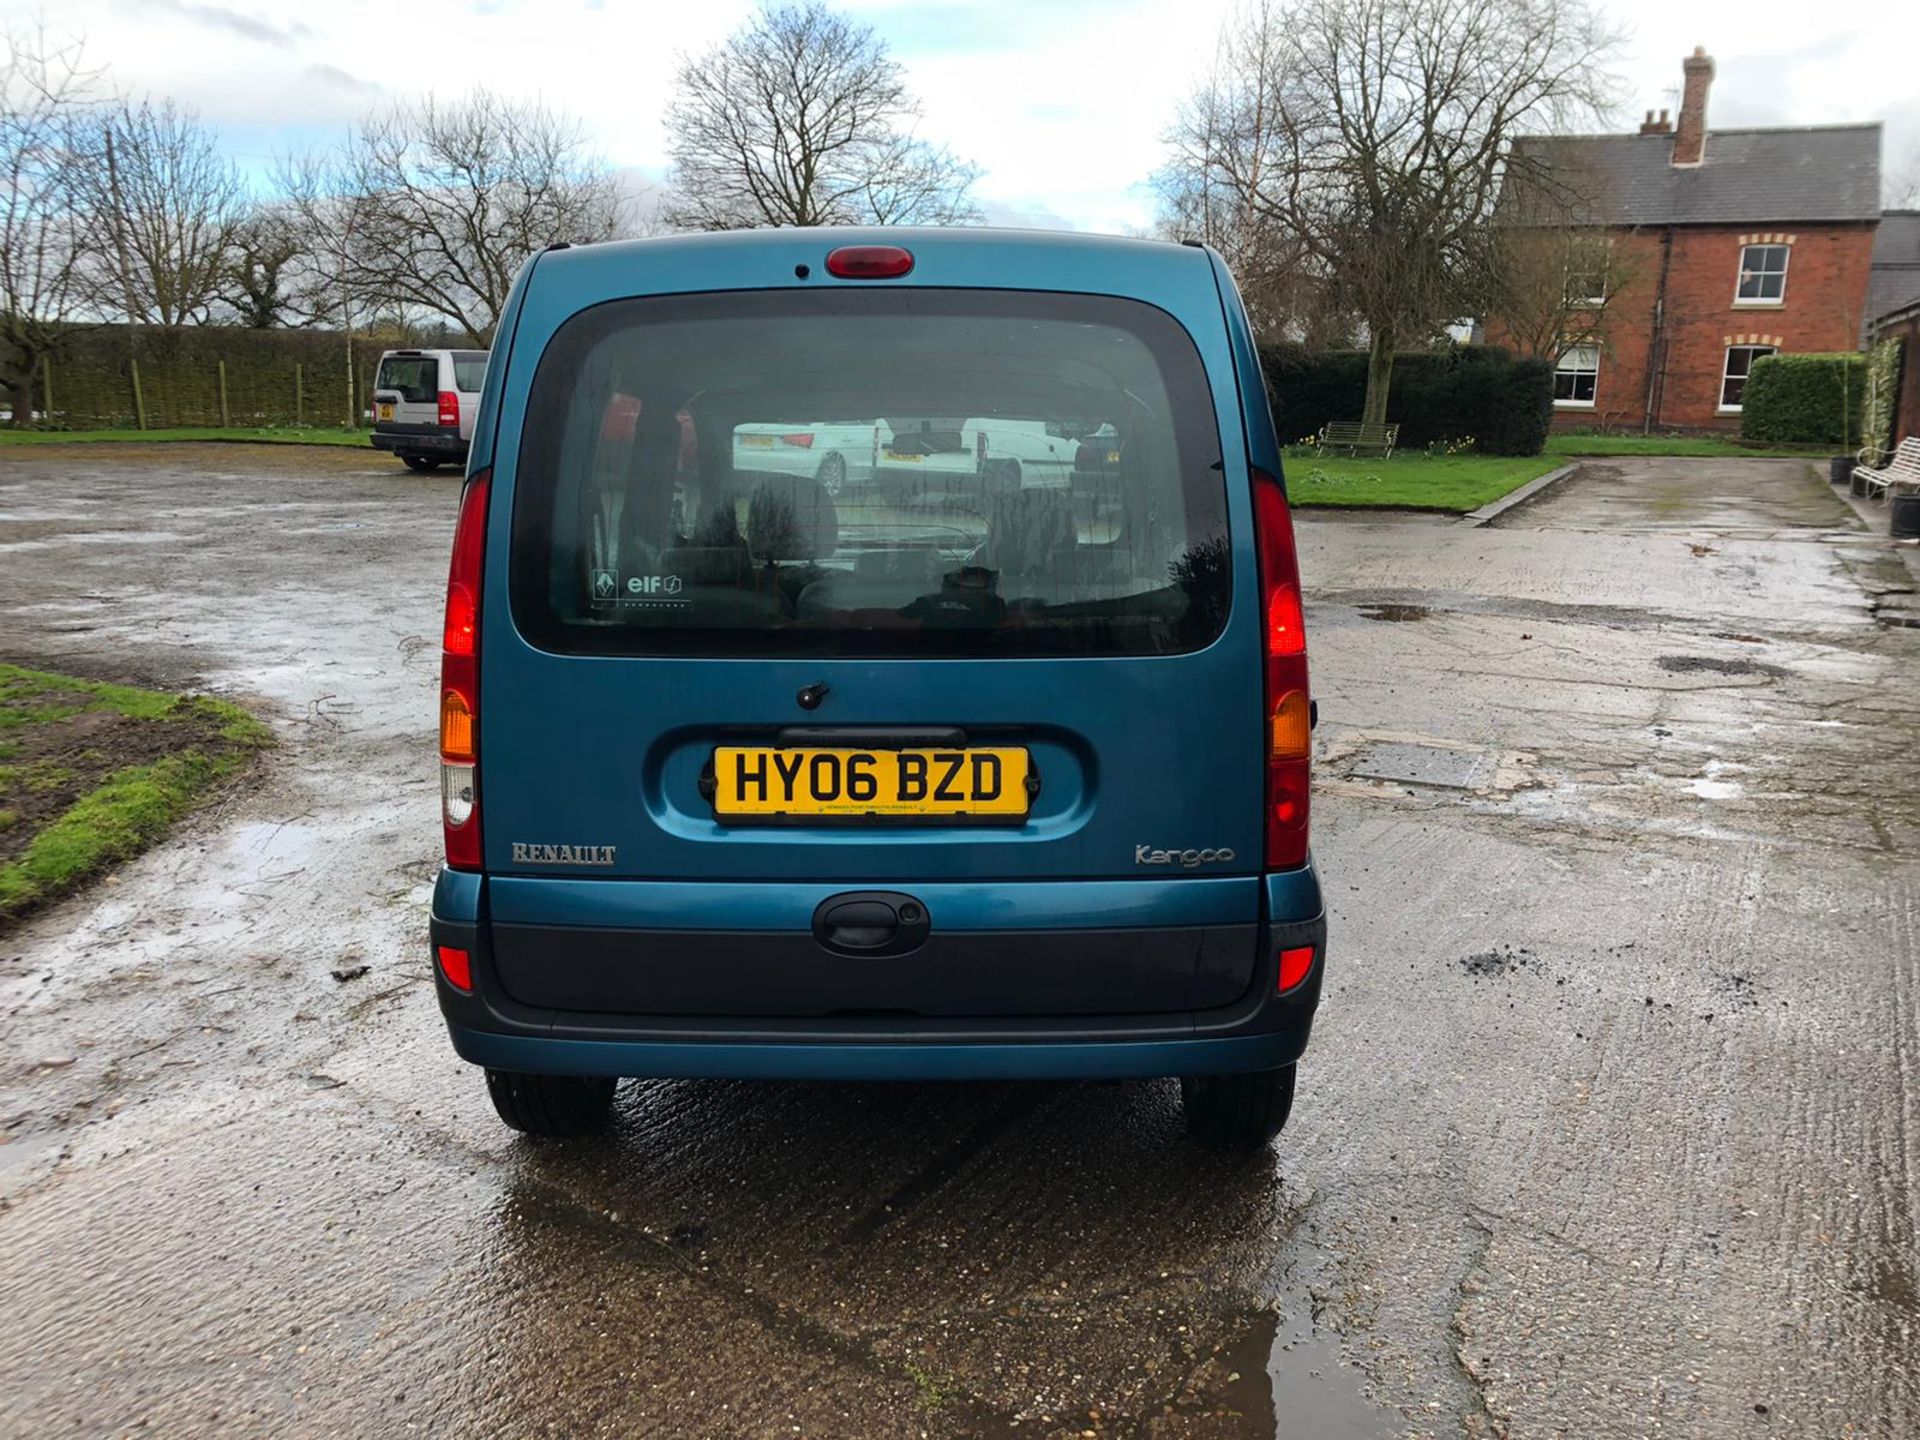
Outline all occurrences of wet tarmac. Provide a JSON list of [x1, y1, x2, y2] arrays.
[[2, 445, 1917, 1437]]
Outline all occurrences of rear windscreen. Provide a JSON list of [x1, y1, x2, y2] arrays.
[[509, 289, 1229, 658], [376, 356, 437, 403], [453, 353, 488, 392]]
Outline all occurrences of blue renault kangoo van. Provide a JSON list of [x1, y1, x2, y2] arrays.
[[429, 229, 1324, 1148]]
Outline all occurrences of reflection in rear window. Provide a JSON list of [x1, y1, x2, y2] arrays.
[[376, 356, 437, 403], [509, 290, 1228, 658]]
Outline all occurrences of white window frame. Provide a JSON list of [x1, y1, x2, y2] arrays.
[[1563, 238, 1610, 308], [1735, 244, 1790, 306], [1718, 344, 1777, 413], [1553, 344, 1600, 409]]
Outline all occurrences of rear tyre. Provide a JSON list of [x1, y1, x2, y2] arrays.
[[484, 1069, 617, 1136], [816, 450, 847, 497], [403, 455, 441, 473], [1180, 1063, 1296, 1148]]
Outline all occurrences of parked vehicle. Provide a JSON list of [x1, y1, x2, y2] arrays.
[[874, 416, 1083, 503], [370, 349, 487, 471], [732, 420, 879, 497], [429, 230, 1324, 1148]]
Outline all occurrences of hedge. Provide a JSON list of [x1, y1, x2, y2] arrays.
[[21, 325, 392, 430], [1863, 338, 1902, 459], [1258, 343, 1555, 456], [1738, 352, 1865, 447]]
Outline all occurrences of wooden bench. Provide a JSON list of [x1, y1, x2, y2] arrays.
[[1317, 421, 1400, 459], [1856, 436, 1920, 501]]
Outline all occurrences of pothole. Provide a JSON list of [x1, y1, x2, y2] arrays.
[[1357, 603, 1431, 623], [1657, 654, 1786, 678], [1344, 742, 1495, 791], [1458, 946, 1543, 978]]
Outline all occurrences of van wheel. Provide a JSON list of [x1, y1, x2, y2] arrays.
[[403, 455, 440, 473], [1180, 1063, 1296, 1148], [484, 1069, 617, 1136], [816, 450, 847, 497]]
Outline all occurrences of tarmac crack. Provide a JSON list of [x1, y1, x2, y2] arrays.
[[1450, 1213, 1504, 1439]]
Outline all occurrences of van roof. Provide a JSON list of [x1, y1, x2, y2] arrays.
[[522, 227, 1220, 310], [508, 228, 1230, 361], [537, 225, 1206, 270]]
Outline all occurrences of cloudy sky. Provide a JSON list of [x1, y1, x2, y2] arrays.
[[10, 0, 1918, 228]]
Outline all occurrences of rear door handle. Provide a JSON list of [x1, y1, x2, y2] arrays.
[[812, 892, 931, 958]]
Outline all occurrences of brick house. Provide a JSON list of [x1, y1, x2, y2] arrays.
[[1868, 213, 1920, 445], [1489, 49, 1881, 432]]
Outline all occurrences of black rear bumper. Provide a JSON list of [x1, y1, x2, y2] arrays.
[[430, 908, 1327, 1078], [371, 424, 466, 455]]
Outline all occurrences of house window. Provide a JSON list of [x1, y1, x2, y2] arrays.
[[1564, 238, 1610, 306], [1736, 244, 1790, 304], [1719, 345, 1776, 411], [1553, 345, 1599, 407]]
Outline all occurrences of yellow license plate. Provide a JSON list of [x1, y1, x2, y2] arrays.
[[378, 403, 394, 421], [738, 433, 774, 447], [882, 450, 924, 463], [713, 746, 1031, 820]]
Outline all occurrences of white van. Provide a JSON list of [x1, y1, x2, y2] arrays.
[[370, 349, 488, 472]]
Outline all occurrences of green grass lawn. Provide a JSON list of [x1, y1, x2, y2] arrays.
[[0, 664, 271, 929], [1544, 433, 1834, 458], [0, 425, 368, 447], [1283, 452, 1562, 511]]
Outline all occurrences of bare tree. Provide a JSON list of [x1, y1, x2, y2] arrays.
[[665, 1, 981, 230], [0, 26, 98, 424], [1487, 225, 1614, 360], [220, 206, 304, 328], [328, 90, 627, 345], [77, 96, 245, 328], [1155, 14, 1352, 344], [1160, 0, 1621, 422], [1889, 145, 1920, 210], [274, 146, 399, 422]]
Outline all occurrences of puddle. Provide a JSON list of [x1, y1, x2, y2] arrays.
[[1357, 603, 1430, 623], [1211, 1307, 1399, 1437], [1686, 777, 1743, 799], [1684, 759, 1745, 801]]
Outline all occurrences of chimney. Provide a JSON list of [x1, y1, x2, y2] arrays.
[[1673, 47, 1713, 165], [1639, 109, 1672, 136]]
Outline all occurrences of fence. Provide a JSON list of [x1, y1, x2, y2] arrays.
[[28, 325, 394, 430]]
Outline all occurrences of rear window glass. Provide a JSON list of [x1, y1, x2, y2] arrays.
[[509, 289, 1228, 658], [453, 354, 488, 392], [376, 355, 437, 403]]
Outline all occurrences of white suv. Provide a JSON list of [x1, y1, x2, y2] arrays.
[[370, 349, 488, 472]]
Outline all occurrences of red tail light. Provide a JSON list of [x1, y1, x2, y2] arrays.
[[778, 432, 816, 449], [825, 245, 914, 279], [1252, 468, 1310, 869], [437, 390, 460, 428], [1277, 945, 1315, 994], [437, 945, 473, 993], [441, 470, 489, 870]]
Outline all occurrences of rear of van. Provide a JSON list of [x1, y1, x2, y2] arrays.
[[429, 230, 1325, 1147]]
